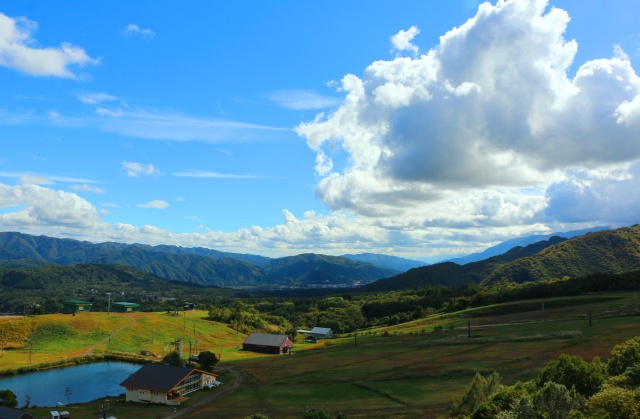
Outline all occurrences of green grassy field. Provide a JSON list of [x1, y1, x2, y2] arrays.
[[4, 292, 640, 418], [189, 292, 640, 418]]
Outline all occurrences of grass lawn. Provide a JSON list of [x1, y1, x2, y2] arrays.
[[2, 292, 640, 418], [189, 292, 640, 418]]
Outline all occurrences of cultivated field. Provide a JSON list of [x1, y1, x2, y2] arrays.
[[4, 292, 640, 418]]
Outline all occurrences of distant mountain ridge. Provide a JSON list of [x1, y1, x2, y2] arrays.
[[362, 236, 568, 291], [482, 225, 640, 285], [364, 225, 640, 291], [448, 227, 608, 265], [0, 232, 396, 288], [341, 253, 426, 272]]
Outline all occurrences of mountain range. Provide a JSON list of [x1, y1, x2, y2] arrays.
[[2, 225, 640, 296], [365, 225, 640, 291], [0, 231, 397, 288]]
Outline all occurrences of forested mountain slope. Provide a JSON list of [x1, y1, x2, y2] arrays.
[[482, 224, 640, 285], [341, 253, 426, 271], [0, 232, 393, 288], [365, 225, 640, 291], [361, 236, 569, 291]]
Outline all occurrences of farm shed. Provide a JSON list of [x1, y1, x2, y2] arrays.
[[120, 364, 217, 405], [113, 302, 141, 312], [243, 333, 293, 354], [308, 327, 333, 339], [62, 300, 92, 314]]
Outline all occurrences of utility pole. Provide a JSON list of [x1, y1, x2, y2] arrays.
[[106, 293, 112, 315]]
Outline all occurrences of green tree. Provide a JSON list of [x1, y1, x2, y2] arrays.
[[536, 354, 606, 397], [532, 381, 585, 418], [608, 336, 640, 376], [451, 372, 502, 417], [162, 351, 183, 367], [198, 351, 218, 371], [585, 385, 640, 419], [303, 410, 335, 419], [0, 389, 17, 407], [244, 415, 269, 419]]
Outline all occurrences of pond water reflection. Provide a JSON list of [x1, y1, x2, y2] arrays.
[[0, 361, 141, 407]]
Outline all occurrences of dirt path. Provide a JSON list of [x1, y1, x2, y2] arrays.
[[161, 366, 243, 419], [83, 314, 137, 355]]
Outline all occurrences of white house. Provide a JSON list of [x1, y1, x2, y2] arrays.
[[120, 364, 217, 405]]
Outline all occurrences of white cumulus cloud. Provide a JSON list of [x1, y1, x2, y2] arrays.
[[390, 26, 420, 57], [0, 13, 98, 78], [296, 0, 640, 234]]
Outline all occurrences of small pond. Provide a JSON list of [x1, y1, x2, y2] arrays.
[[0, 361, 141, 407]]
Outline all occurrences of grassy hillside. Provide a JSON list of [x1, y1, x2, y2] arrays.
[[0, 310, 252, 373], [483, 225, 640, 285], [362, 236, 567, 291], [11, 292, 640, 418]]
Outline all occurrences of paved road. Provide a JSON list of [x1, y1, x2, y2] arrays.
[[162, 366, 242, 419]]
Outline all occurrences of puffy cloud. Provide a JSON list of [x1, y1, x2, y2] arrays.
[[390, 26, 420, 57], [0, 13, 98, 78], [544, 164, 640, 225], [0, 183, 106, 232], [122, 24, 155, 38], [0, 181, 556, 260], [296, 0, 640, 233], [121, 161, 159, 177]]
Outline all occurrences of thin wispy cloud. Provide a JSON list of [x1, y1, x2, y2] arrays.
[[0, 171, 99, 184], [173, 170, 261, 179], [71, 183, 105, 194], [78, 92, 117, 104], [122, 24, 155, 38], [20, 174, 53, 185], [267, 89, 342, 110], [121, 162, 159, 177], [0, 107, 291, 143], [137, 200, 169, 209]]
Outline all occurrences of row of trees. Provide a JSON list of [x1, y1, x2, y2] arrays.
[[451, 336, 640, 418]]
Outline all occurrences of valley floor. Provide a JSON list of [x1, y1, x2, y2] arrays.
[[5, 292, 640, 418]]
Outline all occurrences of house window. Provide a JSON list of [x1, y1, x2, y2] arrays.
[[177, 372, 201, 395]]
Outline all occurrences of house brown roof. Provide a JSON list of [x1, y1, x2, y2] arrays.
[[119, 364, 215, 392], [0, 406, 34, 419]]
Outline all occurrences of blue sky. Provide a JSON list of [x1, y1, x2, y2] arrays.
[[1, 0, 640, 262]]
